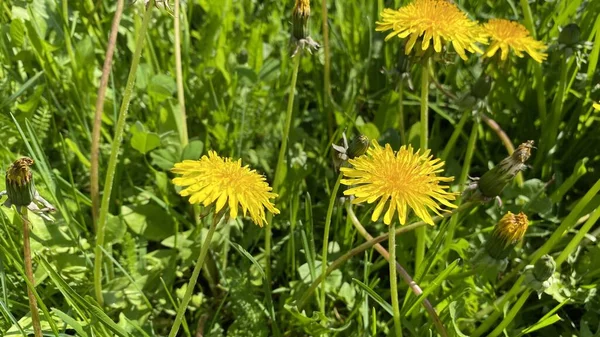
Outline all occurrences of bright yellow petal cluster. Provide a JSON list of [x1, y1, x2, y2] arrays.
[[293, 0, 310, 17], [482, 19, 547, 63], [172, 151, 280, 227], [340, 141, 457, 225], [375, 0, 485, 60], [495, 211, 528, 244]]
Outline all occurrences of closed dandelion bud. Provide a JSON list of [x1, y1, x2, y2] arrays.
[[478, 140, 534, 199], [485, 212, 528, 260], [471, 75, 492, 100], [347, 135, 370, 159], [5, 157, 36, 207], [533, 255, 556, 282], [558, 24, 581, 47], [292, 0, 310, 41]]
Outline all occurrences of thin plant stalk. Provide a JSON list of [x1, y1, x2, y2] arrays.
[[348, 205, 448, 337], [488, 289, 532, 337], [263, 55, 301, 334], [94, 2, 154, 306], [389, 222, 403, 337], [174, 0, 189, 147], [20, 207, 42, 337], [296, 202, 476, 309], [398, 81, 406, 145], [480, 113, 523, 186], [90, 0, 126, 228], [519, 0, 547, 123], [440, 112, 469, 161], [319, 173, 342, 314], [321, 0, 333, 138], [556, 206, 600, 265], [168, 212, 223, 337], [444, 120, 477, 254], [415, 59, 430, 272]]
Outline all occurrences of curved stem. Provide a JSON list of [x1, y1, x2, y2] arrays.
[[480, 113, 522, 186], [94, 2, 154, 306], [264, 54, 301, 334], [296, 202, 476, 309], [415, 58, 430, 272], [319, 173, 342, 314], [349, 204, 447, 337], [21, 207, 42, 337], [168, 213, 223, 337], [174, 0, 188, 147], [389, 222, 403, 337], [90, 0, 125, 228]]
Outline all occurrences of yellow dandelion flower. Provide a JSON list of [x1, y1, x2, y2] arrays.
[[495, 211, 528, 244], [593, 102, 600, 111], [375, 0, 485, 60], [172, 151, 280, 227], [482, 19, 547, 63], [341, 141, 457, 225], [293, 0, 310, 18]]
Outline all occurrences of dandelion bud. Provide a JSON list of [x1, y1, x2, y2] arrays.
[[533, 254, 556, 282], [5, 157, 36, 207], [471, 75, 492, 100], [558, 24, 581, 47], [347, 135, 370, 159], [485, 212, 528, 260], [292, 0, 311, 41], [477, 140, 534, 200]]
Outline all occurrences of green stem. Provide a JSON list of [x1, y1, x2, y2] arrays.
[[168, 213, 222, 337], [398, 80, 406, 145], [319, 173, 342, 314], [556, 206, 600, 265], [20, 207, 42, 337], [488, 289, 532, 337], [174, 0, 188, 147], [321, 0, 333, 138], [519, 0, 547, 123], [415, 59, 429, 272], [389, 223, 403, 337], [440, 112, 469, 161], [94, 2, 154, 306], [264, 54, 301, 335], [444, 120, 477, 254], [297, 202, 476, 309], [90, 0, 125, 228]]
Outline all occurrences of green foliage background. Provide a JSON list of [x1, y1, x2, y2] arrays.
[[0, 0, 599, 336]]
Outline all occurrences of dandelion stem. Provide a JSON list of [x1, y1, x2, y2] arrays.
[[398, 80, 406, 145], [480, 113, 523, 186], [264, 54, 301, 335], [174, 0, 189, 147], [321, 0, 333, 138], [488, 289, 532, 337], [90, 0, 125, 228], [168, 212, 223, 337], [389, 222, 403, 337], [94, 1, 154, 306], [348, 204, 448, 337], [319, 172, 342, 314], [20, 207, 42, 337], [415, 58, 430, 272], [440, 112, 469, 161], [296, 202, 476, 309]]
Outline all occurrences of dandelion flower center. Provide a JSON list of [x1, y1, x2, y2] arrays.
[[496, 211, 528, 244], [482, 19, 547, 63], [172, 151, 280, 227], [375, 0, 485, 60], [341, 141, 457, 225]]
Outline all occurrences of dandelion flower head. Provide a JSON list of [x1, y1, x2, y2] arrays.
[[293, 0, 310, 18], [482, 19, 547, 63], [172, 151, 280, 227], [495, 211, 528, 245], [375, 0, 485, 60], [341, 141, 457, 225]]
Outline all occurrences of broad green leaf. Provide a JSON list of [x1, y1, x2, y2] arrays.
[[130, 121, 161, 154]]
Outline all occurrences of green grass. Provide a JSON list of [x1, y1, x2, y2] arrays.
[[1, 0, 600, 336]]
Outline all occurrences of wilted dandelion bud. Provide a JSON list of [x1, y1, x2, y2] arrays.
[[5, 157, 36, 207], [347, 135, 370, 159], [465, 140, 535, 203], [291, 0, 320, 57], [0, 157, 56, 220], [524, 254, 556, 294], [485, 211, 528, 259], [558, 24, 581, 47]]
